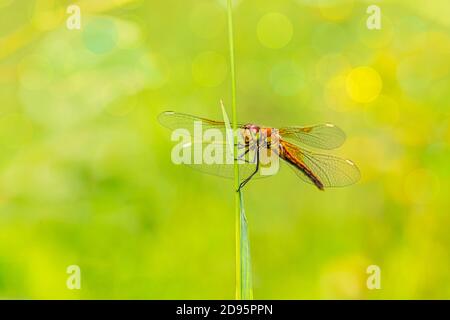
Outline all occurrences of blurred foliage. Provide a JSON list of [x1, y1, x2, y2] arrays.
[[0, 0, 449, 299]]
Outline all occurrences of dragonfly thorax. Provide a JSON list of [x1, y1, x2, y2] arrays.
[[240, 125, 281, 151], [241, 124, 260, 144]]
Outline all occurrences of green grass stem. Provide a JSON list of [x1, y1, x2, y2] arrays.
[[226, 0, 253, 300]]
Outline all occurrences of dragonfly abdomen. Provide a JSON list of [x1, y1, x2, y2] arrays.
[[280, 145, 325, 190]]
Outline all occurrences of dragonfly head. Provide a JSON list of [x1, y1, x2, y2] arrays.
[[243, 124, 260, 131], [242, 124, 260, 142]]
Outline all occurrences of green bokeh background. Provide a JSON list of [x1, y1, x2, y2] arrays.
[[0, 0, 449, 299]]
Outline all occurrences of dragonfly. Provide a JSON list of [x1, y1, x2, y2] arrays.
[[158, 111, 360, 191]]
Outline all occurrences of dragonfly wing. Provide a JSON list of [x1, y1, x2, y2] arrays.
[[186, 163, 267, 181], [279, 124, 346, 150], [158, 111, 231, 137], [175, 141, 269, 180], [282, 142, 360, 188]]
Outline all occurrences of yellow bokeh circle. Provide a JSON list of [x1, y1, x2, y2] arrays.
[[257, 13, 293, 49], [346, 66, 382, 103]]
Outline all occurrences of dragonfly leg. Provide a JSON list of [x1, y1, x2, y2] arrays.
[[237, 141, 258, 164], [237, 145, 260, 192], [234, 158, 252, 164], [236, 146, 250, 161]]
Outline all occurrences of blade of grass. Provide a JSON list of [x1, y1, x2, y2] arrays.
[[220, 100, 235, 159], [226, 0, 253, 300], [220, 101, 253, 300], [238, 191, 253, 299]]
